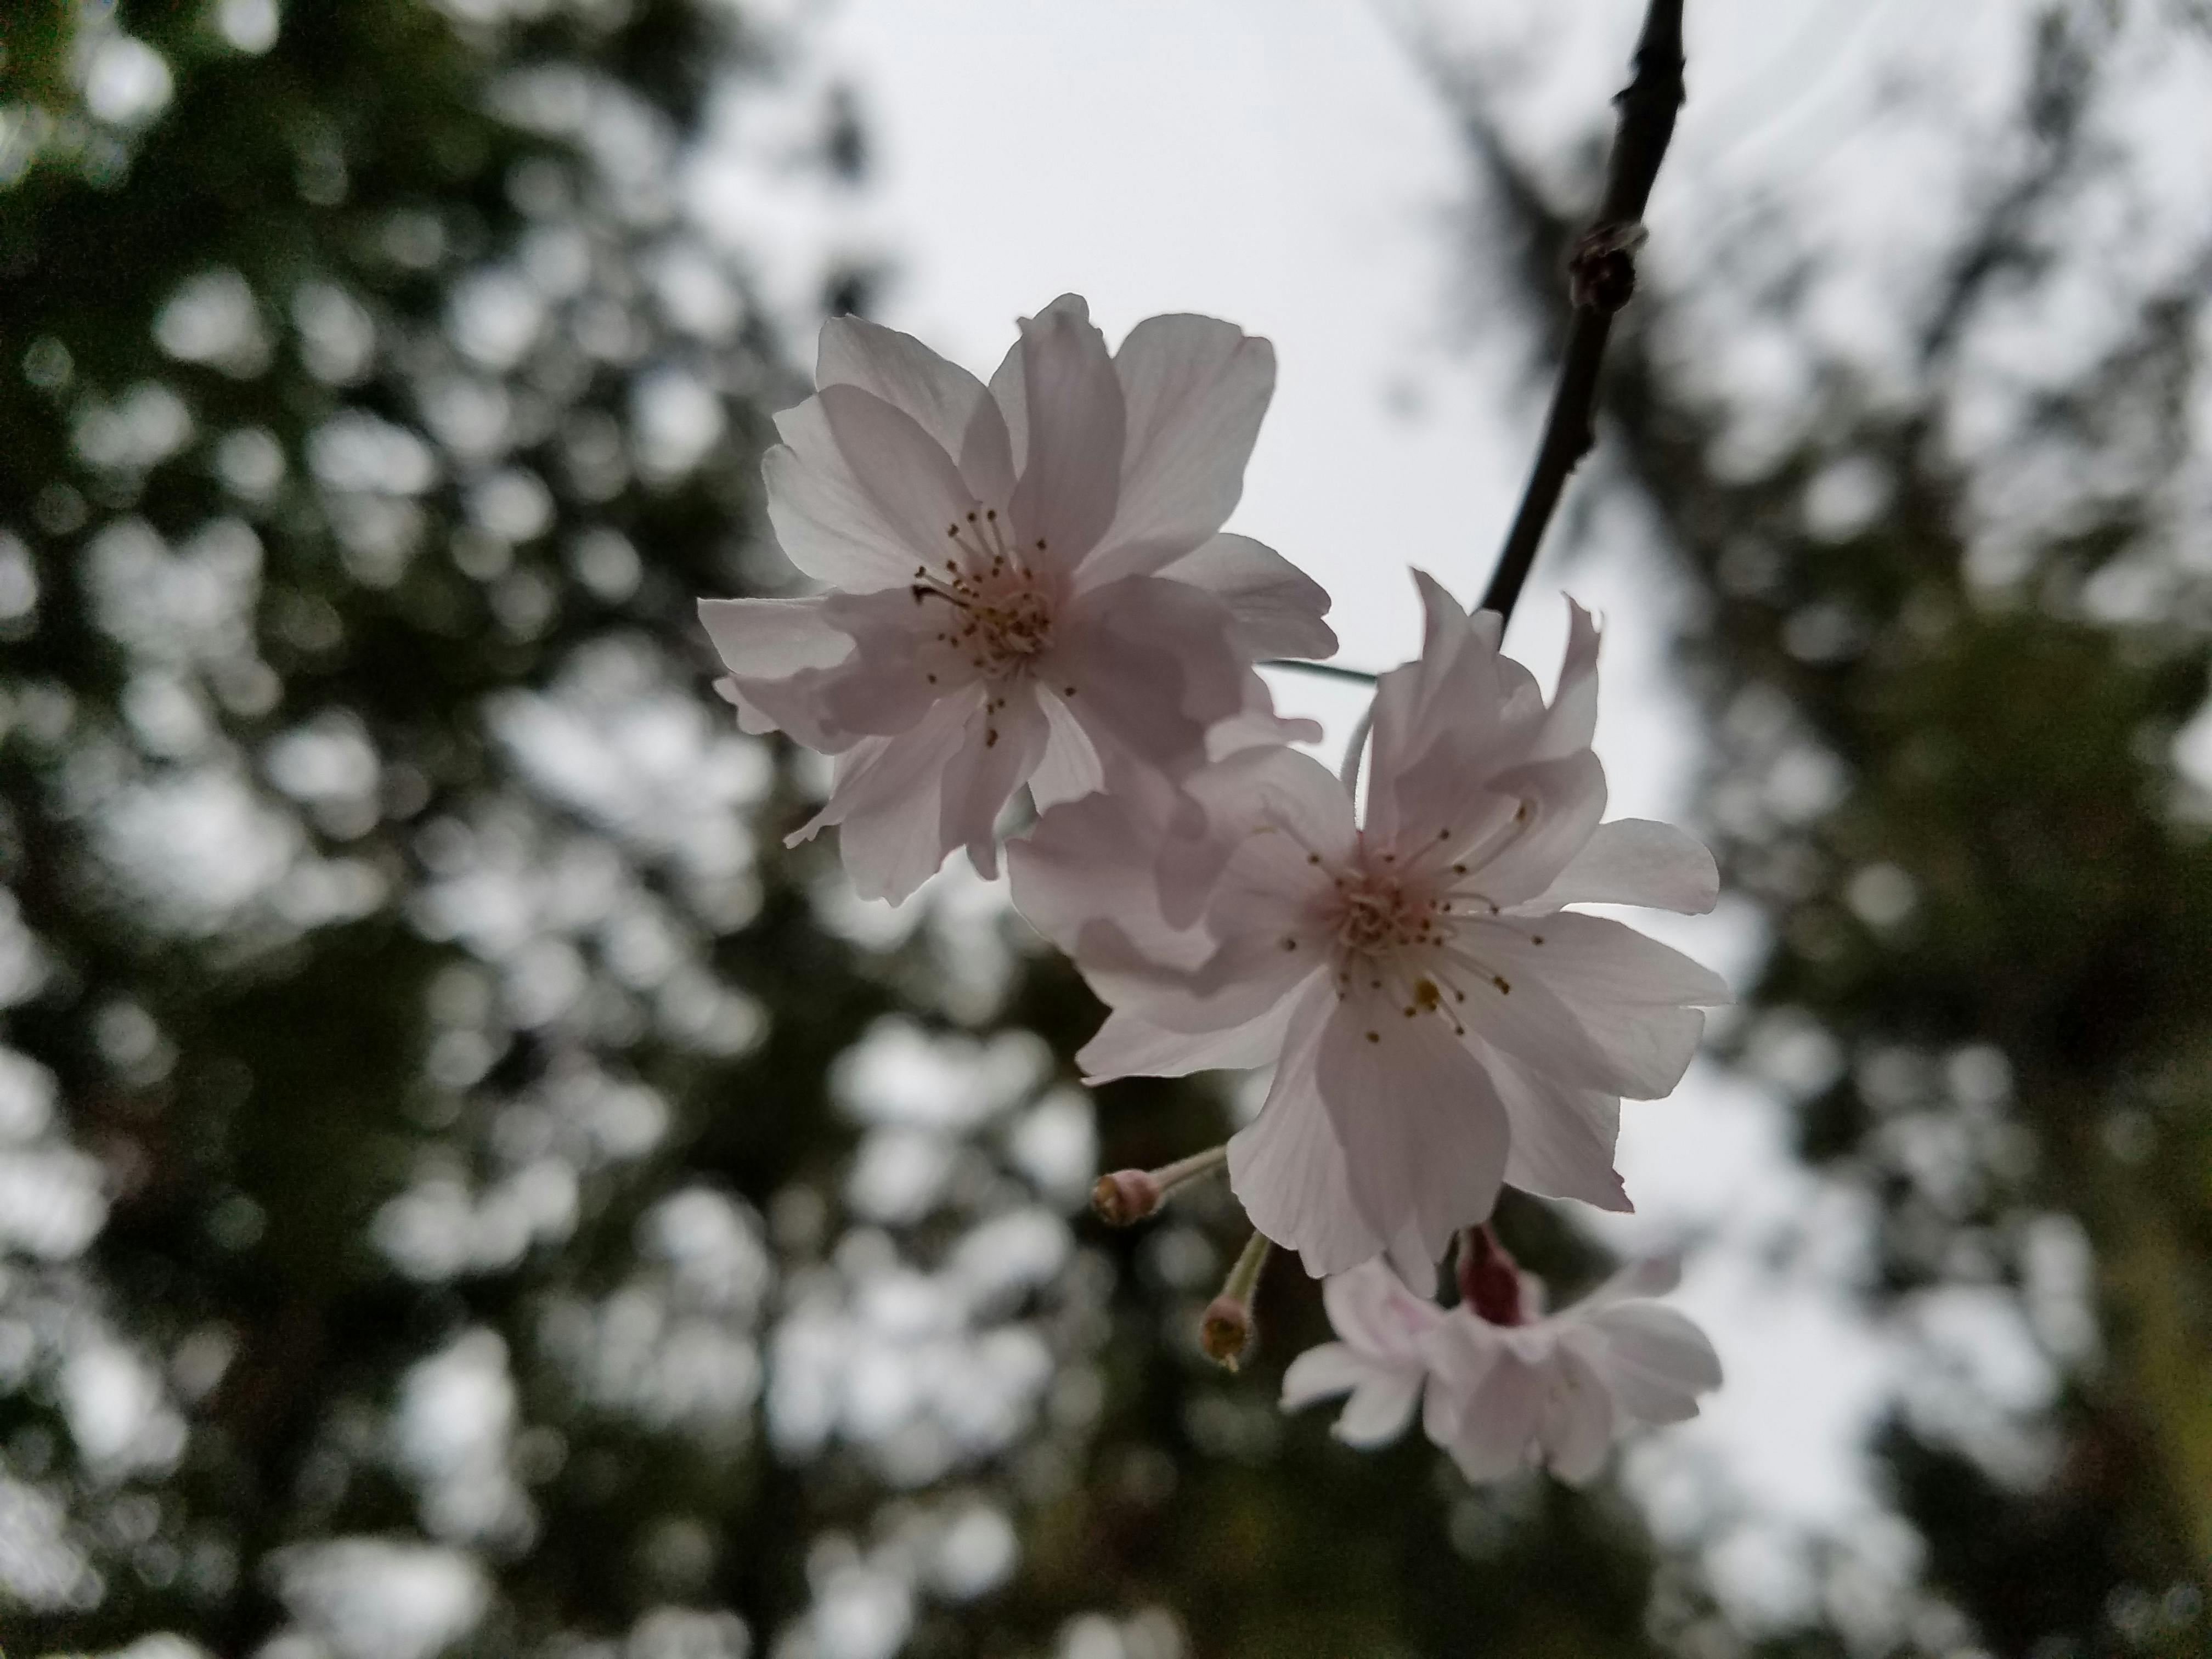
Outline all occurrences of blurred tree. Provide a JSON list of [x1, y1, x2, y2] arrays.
[[1443, 3, 2212, 1654]]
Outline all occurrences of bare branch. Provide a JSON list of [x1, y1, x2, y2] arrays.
[[1477, 0, 1686, 626]]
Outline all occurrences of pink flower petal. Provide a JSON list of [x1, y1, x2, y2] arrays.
[[1008, 295, 1124, 569], [1156, 532, 1338, 661], [1313, 989, 1510, 1267], [1029, 687, 1105, 809], [797, 690, 984, 902], [1485, 1048, 1630, 1212], [1534, 1338, 1617, 1485], [1521, 817, 1719, 915], [1480, 912, 1727, 1098], [697, 596, 854, 743], [938, 685, 1048, 880], [765, 399, 926, 592], [1052, 575, 1246, 777], [1083, 314, 1276, 585], [1229, 982, 1391, 1274], [819, 383, 978, 559]]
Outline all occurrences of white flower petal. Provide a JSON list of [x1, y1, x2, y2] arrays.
[[1156, 533, 1338, 661], [1204, 676, 1327, 759], [1334, 1372, 1425, 1448], [820, 383, 977, 557], [939, 685, 1048, 880], [764, 401, 922, 591], [817, 312, 1019, 507], [1480, 912, 1726, 1098], [1313, 989, 1510, 1266], [1365, 572, 1561, 850], [1459, 752, 1609, 906], [1486, 1049, 1630, 1212], [1009, 777, 1201, 967], [1176, 745, 1356, 929], [1448, 933, 1631, 1096], [1075, 997, 1296, 1081], [698, 596, 853, 740], [1585, 1302, 1723, 1425], [1053, 575, 1246, 778], [1427, 1324, 1542, 1482], [1229, 982, 1390, 1275], [818, 313, 990, 460], [798, 690, 983, 902], [1321, 1259, 1443, 1363], [1527, 598, 1601, 762], [1279, 1342, 1373, 1410], [1522, 817, 1719, 915], [1029, 686, 1105, 809], [1084, 314, 1275, 585], [987, 333, 1027, 473], [1535, 1339, 1617, 1485], [1009, 294, 1124, 567], [1589, 1254, 1683, 1305]]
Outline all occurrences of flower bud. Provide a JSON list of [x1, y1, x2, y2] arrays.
[[1199, 1295, 1255, 1371], [1457, 1224, 1530, 1327], [1199, 1229, 1273, 1371], [1087, 1146, 1226, 1229], [1091, 1169, 1164, 1227]]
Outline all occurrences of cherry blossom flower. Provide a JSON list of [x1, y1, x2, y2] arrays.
[[1281, 1248, 1722, 1485], [698, 295, 1334, 903], [1421, 1250, 1722, 1485], [1008, 572, 1728, 1274], [1277, 1259, 1442, 1446]]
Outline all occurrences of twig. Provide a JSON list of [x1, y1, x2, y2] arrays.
[[1477, 0, 1686, 628]]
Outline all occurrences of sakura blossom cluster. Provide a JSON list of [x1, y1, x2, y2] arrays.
[[701, 295, 1726, 1482]]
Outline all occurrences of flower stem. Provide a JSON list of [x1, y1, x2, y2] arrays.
[[1221, 1227, 1272, 1304], [1260, 657, 1380, 686], [1153, 1143, 1228, 1192]]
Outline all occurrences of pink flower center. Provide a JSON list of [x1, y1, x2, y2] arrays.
[[912, 506, 1058, 679], [1328, 867, 1443, 958], [1313, 839, 1519, 1042]]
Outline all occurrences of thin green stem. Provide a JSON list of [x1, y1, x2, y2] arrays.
[[1260, 657, 1380, 686]]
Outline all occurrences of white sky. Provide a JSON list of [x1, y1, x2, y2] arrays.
[[695, 0, 2159, 1631]]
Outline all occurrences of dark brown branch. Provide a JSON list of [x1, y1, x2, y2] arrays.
[[1477, 0, 1686, 625]]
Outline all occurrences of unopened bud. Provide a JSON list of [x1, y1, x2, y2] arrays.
[[1457, 1223, 1530, 1327], [1199, 1229, 1274, 1372], [1199, 1295, 1255, 1370], [1088, 1144, 1227, 1229], [1567, 221, 1649, 313], [1091, 1170, 1163, 1227]]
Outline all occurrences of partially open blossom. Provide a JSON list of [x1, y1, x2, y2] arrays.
[[1009, 572, 1728, 1274], [1420, 1253, 1722, 1485], [698, 295, 1335, 902], [1277, 1259, 1442, 1446], [1282, 1252, 1722, 1485]]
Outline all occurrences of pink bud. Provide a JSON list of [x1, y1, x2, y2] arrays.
[[1091, 1169, 1163, 1227], [1457, 1224, 1530, 1327]]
